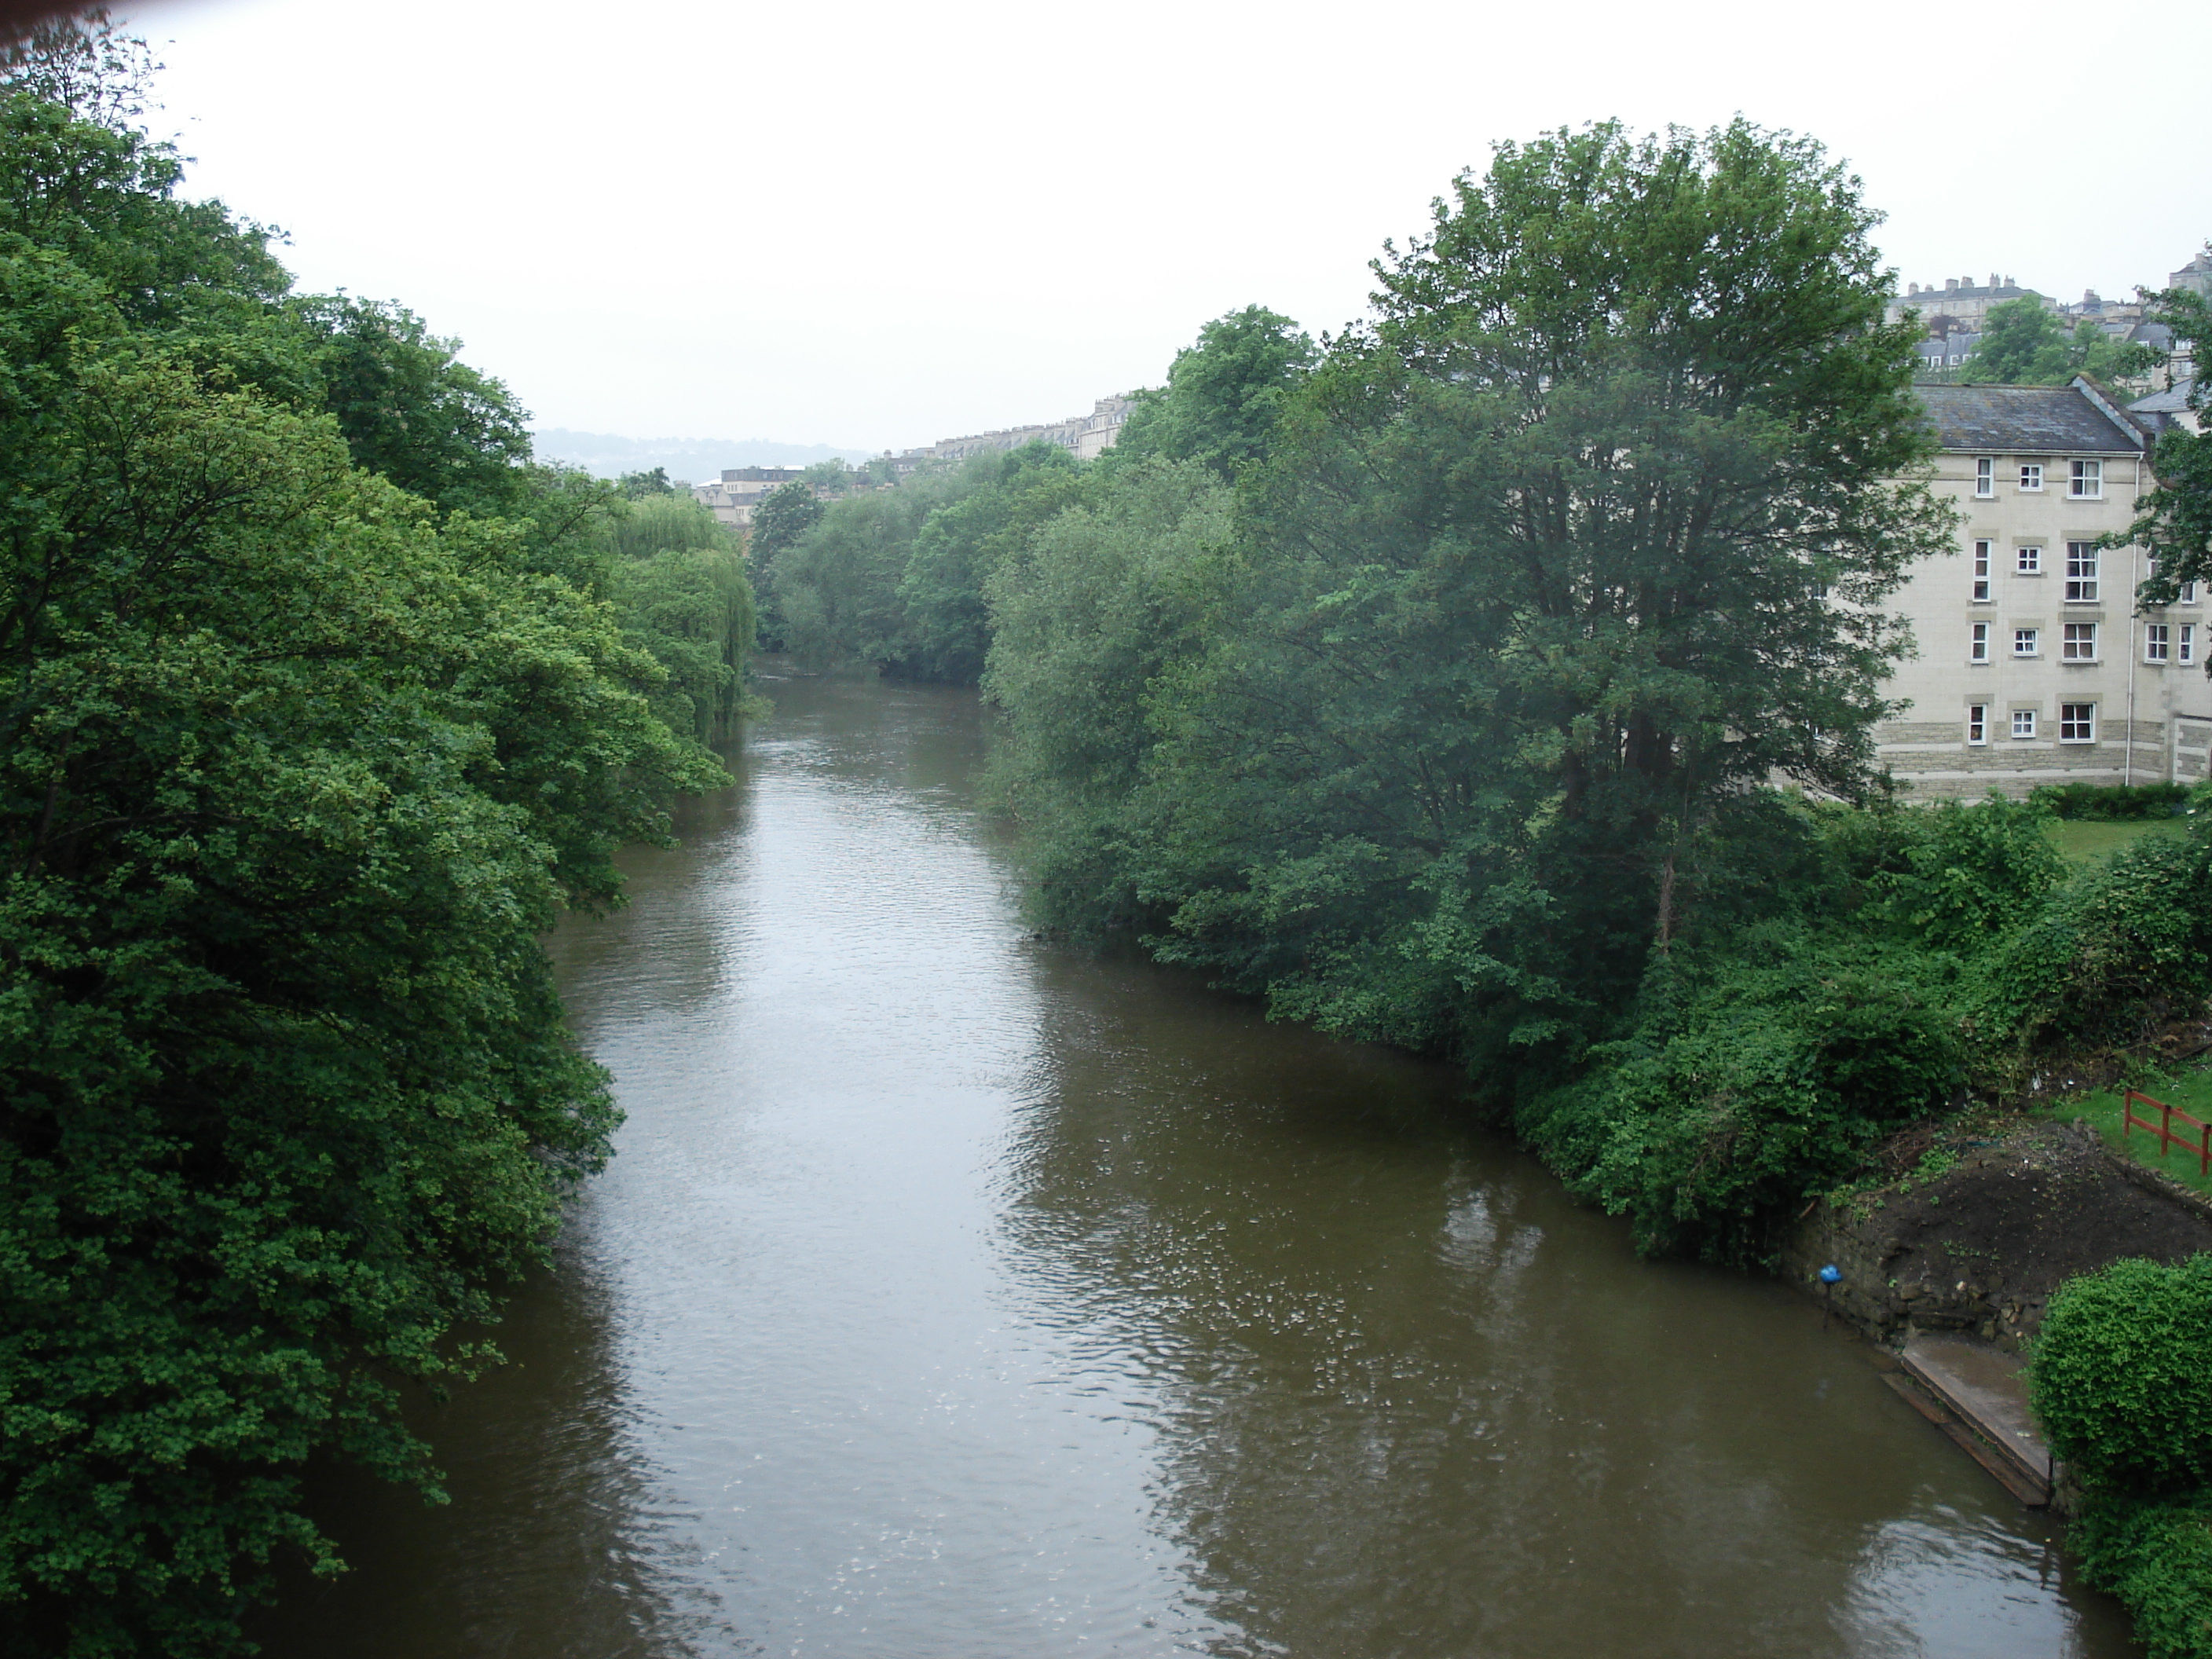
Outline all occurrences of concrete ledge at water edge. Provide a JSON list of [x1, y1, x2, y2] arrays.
[[1778, 1119, 2212, 1353], [1876, 1335, 2060, 1507]]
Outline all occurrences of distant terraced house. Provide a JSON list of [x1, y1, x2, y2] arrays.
[[885, 394, 1135, 471], [1873, 375, 2210, 797]]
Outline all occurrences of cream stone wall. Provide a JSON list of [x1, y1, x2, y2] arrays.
[[1876, 445, 2212, 797]]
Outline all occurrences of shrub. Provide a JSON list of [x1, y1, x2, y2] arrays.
[[2032, 1254, 2212, 1497], [2067, 1493, 2212, 1659], [2031, 780, 2191, 822], [1979, 830, 2212, 1054], [1876, 794, 2064, 953], [1518, 954, 1961, 1263]]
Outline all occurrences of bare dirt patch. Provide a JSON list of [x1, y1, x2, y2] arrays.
[[1780, 1120, 2212, 1351]]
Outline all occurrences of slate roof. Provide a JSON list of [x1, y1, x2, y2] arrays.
[[2130, 380, 2198, 416], [1913, 382, 2147, 454]]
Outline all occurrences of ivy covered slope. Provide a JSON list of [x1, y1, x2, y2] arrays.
[[0, 20, 732, 1657]]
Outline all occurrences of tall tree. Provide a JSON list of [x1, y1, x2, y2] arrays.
[[0, 20, 727, 1652], [288, 295, 536, 517], [747, 479, 826, 649], [899, 441, 1083, 682], [1033, 121, 1952, 1075], [2126, 258, 2212, 613], [1111, 304, 1317, 479], [1965, 295, 2160, 386]]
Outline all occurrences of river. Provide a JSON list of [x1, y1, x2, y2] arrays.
[[252, 672, 2137, 1658]]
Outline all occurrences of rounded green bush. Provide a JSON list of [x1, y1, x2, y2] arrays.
[[2032, 1254, 2212, 1497]]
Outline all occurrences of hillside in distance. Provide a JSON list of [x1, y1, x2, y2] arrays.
[[533, 429, 878, 482]]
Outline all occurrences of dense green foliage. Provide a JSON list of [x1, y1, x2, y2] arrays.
[[600, 495, 760, 744], [764, 303, 1315, 683], [774, 485, 936, 670], [748, 479, 826, 649], [768, 441, 1096, 679], [2035, 1256, 2212, 1498], [991, 121, 1950, 1090], [1111, 306, 1316, 480], [964, 126, 2212, 1287], [897, 444, 1083, 681], [1512, 794, 2049, 1258], [2034, 1257, 2212, 1658], [2130, 271, 2212, 615], [980, 458, 1236, 916], [2069, 1494, 2212, 1659], [0, 20, 736, 1653], [1961, 295, 2162, 386], [2032, 780, 2192, 821]]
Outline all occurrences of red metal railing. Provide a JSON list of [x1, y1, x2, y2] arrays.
[[2122, 1090, 2212, 1176]]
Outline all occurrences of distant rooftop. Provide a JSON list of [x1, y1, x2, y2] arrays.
[[2130, 380, 2198, 416]]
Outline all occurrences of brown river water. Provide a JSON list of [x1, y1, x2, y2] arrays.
[[252, 672, 2139, 1659]]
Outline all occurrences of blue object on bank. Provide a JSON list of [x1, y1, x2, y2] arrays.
[[1818, 1264, 1842, 1284]]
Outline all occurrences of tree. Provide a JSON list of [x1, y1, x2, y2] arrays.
[[1027, 121, 1951, 1078], [801, 458, 854, 496], [0, 24, 286, 328], [772, 486, 934, 671], [2, 355, 720, 1657], [1965, 295, 2160, 386], [600, 493, 759, 742], [618, 465, 674, 497], [980, 459, 1234, 928], [1111, 304, 1317, 479], [0, 23, 728, 1650], [899, 441, 1084, 682], [285, 295, 537, 518], [2129, 262, 2212, 617], [747, 479, 826, 649]]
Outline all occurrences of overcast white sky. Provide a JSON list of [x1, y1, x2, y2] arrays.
[[134, 0, 2211, 456]]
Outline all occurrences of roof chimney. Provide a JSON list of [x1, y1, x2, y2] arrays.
[[1990, 273, 2001, 289], [2005, 276, 2014, 287], [1946, 277, 1959, 291], [1908, 281, 1919, 295]]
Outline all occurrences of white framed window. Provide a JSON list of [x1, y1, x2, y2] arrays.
[[2184, 624, 2199, 665], [2014, 628, 2040, 657], [1970, 622, 1990, 661], [1972, 540, 1992, 602], [2060, 702, 2097, 742], [2063, 622, 2098, 661], [2181, 583, 2200, 605], [2020, 463, 2045, 492], [2065, 543, 2100, 602], [1975, 458, 1995, 498], [2017, 544, 2043, 574], [1967, 705, 1988, 745], [2070, 460, 2103, 499], [2148, 623, 2171, 662], [2012, 709, 2038, 739]]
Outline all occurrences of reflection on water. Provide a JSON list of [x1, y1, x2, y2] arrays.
[[252, 673, 2138, 1659]]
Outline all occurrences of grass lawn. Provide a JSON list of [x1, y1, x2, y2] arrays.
[[2045, 818, 2191, 863], [2042, 1071, 2212, 1199]]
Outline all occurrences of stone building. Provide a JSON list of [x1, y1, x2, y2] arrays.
[[1885, 274, 2048, 331], [887, 394, 1134, 473], [1871, 377, 2212, 796], [692, 466, 806, 529]]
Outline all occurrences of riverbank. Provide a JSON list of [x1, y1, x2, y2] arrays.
[[1778, 1117, 2212, 1357]]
